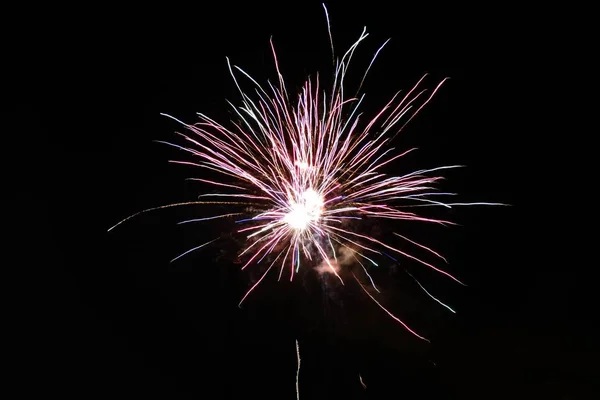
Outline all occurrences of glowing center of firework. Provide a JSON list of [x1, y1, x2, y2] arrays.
[[284, 188, 324, 231], [294, 160, 309, 169]]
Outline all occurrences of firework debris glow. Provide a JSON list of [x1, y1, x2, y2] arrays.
[[108, 4, 503, 341]]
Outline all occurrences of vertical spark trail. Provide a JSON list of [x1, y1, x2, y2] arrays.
[[296, 339, 301, 400]]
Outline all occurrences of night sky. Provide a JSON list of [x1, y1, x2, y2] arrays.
[[12, 3, 595, 399]]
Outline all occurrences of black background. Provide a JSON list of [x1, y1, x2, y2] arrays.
[[11, 2, 594, 399]]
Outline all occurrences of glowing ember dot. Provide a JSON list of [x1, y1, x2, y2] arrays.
[[284, 188, 324, 230]]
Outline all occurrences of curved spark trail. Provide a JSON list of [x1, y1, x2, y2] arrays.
[[109, 4, 504, 340]]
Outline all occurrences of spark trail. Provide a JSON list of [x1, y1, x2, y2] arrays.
[[296, 339, 301, 400]]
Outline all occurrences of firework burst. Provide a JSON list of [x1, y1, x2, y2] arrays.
[[109, 4, 501, 341]]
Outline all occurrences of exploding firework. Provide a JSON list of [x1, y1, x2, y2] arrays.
[[109, 4, 501, 341]]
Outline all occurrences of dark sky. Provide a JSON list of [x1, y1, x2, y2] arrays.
[[11, 3, 594, 399]]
